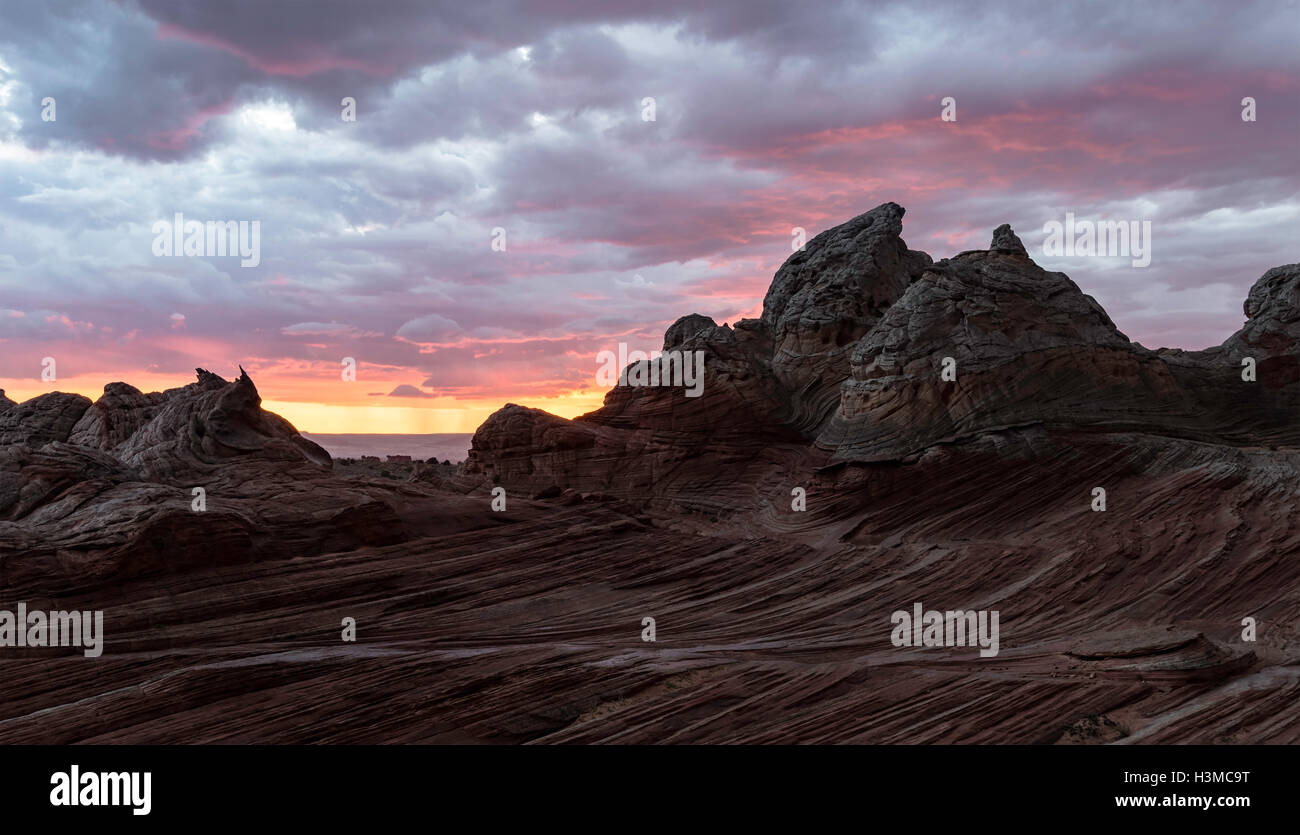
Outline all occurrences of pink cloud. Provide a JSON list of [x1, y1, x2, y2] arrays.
[[156, 23, 397, 78], [144, 100, 234, 151]]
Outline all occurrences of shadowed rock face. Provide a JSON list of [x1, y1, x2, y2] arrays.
[[0, 392, 93, 447], [826, 240, 1189, 459], [1224, 262, 1300, 390], [762, 202, 934, 430]]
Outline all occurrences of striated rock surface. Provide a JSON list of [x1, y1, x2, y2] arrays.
[[2, 446, 1296, 743]]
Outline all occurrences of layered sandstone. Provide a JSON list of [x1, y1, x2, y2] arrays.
[[1, 204, 1296, 745]]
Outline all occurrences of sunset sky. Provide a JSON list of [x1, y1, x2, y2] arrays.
[[1, 1, 1296, 433]]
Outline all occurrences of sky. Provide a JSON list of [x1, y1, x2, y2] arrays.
[[0, 0, 1296, 433]]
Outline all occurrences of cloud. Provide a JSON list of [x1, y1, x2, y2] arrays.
[[282, 321, 365, 337], [0, 0, 1295, 418], [395, 313, 461, 344]]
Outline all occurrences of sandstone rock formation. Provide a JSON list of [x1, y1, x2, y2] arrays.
[[405, 203, 1296, 744], [1, 204, 1296, 745], [0, 369, 486, 593], [462, 203, 1299, 495]]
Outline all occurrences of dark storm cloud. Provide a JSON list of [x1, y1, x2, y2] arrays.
[[0, 1, 260, 159]]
